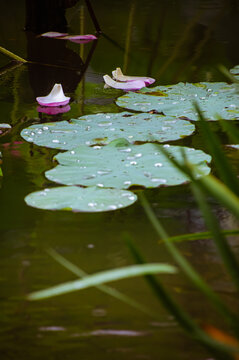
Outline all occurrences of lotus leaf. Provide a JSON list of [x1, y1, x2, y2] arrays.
[[25, 186, 137, 212], [20, 112, 195, 150], [116, 82, 239, 121], [45, 140, 211, 189]]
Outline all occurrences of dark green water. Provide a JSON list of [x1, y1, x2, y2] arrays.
[[0, 0, 239, 359]]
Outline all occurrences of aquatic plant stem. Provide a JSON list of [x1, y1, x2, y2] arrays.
[[0, 46, 27, 63], [85, 0, 101, 33]]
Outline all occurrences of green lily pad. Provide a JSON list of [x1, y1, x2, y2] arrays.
[[20, 112, 195, 150], [116, 82, 239, 121], [45, 139, 211, 189], [25, 185, 137, 212]]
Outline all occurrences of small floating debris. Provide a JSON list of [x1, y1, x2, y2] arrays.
[[36, 84, 70, 107]]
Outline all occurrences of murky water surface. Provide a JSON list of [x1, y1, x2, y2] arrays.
[[0, 0, 239, 359]]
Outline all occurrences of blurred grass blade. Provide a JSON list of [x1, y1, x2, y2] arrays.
[[0, 46, 27, 63], [27, 263, 177, 301], [166, 229, 239, 244], [157, 144, 239, 223], [219, 119, 239, 145], [200, 174, 239, 219], [46, 248, 158, 317], [125, 236, 237, 360], [218, 64, 239, 84], [139, 193, 239, 330], [194, 102, 239, 196], [191, 183, 239, 294]]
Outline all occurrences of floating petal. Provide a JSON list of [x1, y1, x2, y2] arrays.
[[40, 32, 68, 38], [58, 34, 97, 44], [103, 75, 146, 91], [112, 67, 155, 86], [36, 84, 70, 107]]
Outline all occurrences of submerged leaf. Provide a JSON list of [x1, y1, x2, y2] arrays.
[[21, 112, 195, 150], [45, 142, 211, 189], [116, 82, 239, 121], [25, 186, 137, 212]]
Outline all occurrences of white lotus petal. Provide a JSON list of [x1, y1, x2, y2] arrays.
[[112, 67, 155, 86], [103, 75, 146, 91], [36, 84, 70, 107]]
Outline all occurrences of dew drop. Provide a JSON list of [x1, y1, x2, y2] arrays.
[[70, 150, 75, 154], [119, 148, 132, 153], [108, 205, 117, 210], [163, 144, 170, 148], [151, 178, 167, 183], [93, 145, 102, 149], [130, 161, 137, 165], [52, 139, 60, 143], [135, 153, 142, 158], [124, 181, 131, 185], [155, 163, 163, 167], [97, 183, 104, 187], [88, 202, 97, 207]]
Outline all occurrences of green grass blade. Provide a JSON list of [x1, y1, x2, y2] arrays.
[[46, 248, 158, 317], [200, 174, 239, 219], [166, 229, 239, 244], [27, 263, 177, 301], [0, 46, 27, 63], [219, 119, 239, 145], [139, 193, 239, 329], [218, 64, 239, 84], [194, 102, 239, 196], [191, 183, 239, 296], [125, 236, 237, 360]]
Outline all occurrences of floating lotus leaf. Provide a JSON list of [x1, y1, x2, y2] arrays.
[[25, 185, 137, 212], [20, 112, 195, 150], [116, 82, 239, 121], [230, 65, 239, 80], [45, 139, 211, 189]]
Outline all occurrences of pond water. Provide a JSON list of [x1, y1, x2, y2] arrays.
[[0, 0, 239, 359]]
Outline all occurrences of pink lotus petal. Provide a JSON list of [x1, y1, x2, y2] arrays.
[[112, 67, 155, 86], [36, 84, 70, 107], [40, 31, 69, 38], [103, 75, 146, 91], [37, 105, 71, 115], [59, 34, 97, 44]]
